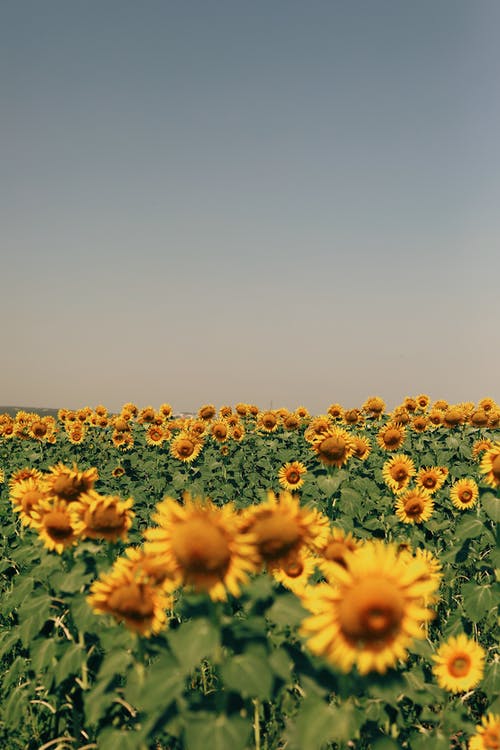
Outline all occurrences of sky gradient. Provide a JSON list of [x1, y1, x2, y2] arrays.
[[2, 1, 499, 414]]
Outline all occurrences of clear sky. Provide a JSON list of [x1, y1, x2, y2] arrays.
[[1, 1, 499, 414]]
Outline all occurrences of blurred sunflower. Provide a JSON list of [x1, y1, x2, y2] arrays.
[[271, 550, 316, 596], [235, 403, 248, 417], [170, 432, 203, 463], [433, 399, 449, 411], [45, 462, 99, 503], [0, 468, 3, 484], [480, 443, 500, 488], [241, 490, 329, 571], [72, 490, 134, 541], [8, 466, 43, 489], [450, 478, 479, 510], [478, 397, 497, 412], [112, 466, 125, 478], [469, 713, 500, 750], [442, 406, 464, 428], [470, 409, 490, 427], [403, 397, 418, 413], [278, 461, 307, 491], [311, 427, 354, 468], [377, 423, 406, 451], [198, 404, 216, 420], [415, 467, 447, 495], [31, 499, 80, 553], [395, 489, 434, 524], [112, 430, 134, 450], [87, 558, 170, 636], [316, 527, 362, 576], [10, 477, 50, 527], [295, 406, 310, 419], [488, 409, 500, 428], [432, 634, 485, 692], [144, 492, 260, 601], [343, 408, 363, 426], [299, 540, 438, 674], [382, 455, 416, 494]]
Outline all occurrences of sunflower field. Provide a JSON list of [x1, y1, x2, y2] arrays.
[[0, 397, 499, 750]]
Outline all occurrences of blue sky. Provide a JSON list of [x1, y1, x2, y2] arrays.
[[2, 1, 499, 413]]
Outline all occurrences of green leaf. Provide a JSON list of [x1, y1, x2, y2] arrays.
[[268, 647, 294, 682], [3, 576, 34, 611], [84, 679, 117, 726], [18, 593, 52, 647], [168, 617, 220, 674], [96, 728, 142, 750], [410, 733, 450, 750], [482, 659, 500, 700], [285, 697, 361, 750], [482, 494, 500, 523], [266, 592, 308, 628], [31, 637, 57, 673], [55, 643, 85, 683], [184, 712, 251, 750], [124, 655, 184, 713], [98, 649, 133, 683], [371, 740, 401, 750], [455, 516, 487, 541], [1, 685, 29, 728], [220, 651, 274, 700], [461, 583, 496, 622]]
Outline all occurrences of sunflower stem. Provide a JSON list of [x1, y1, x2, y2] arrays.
[[253, 698, 261, 750]]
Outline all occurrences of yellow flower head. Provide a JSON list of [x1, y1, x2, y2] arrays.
[[278, 461, 307, 492], [395, 489, 434, 524], [432, 634, 485, 693], [382, 454, 416, 494], [469, 712, 500, 750], [71, 490, 134, 541], [311, 426, 354, 468], [480, 443, 500, 488], [45, 462, 99, 503], [30, 498, 81, 554], [450, 478, 479, 510]]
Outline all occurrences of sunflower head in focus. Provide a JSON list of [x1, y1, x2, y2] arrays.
[[241, 490, 329, 572], [351, 436, 371, 460], [395, 489, 434, 524], [30, 498, 81, 554], [382, 454, 416, 494], [211, 420, 230, 443], [327, 403, 344, 420], [411, 416, 429, 433], [144, 493, 260, 601], [257, 411, 279, 433], [442, 406, 464, 428], [311, 426, 354, 468], [299, 540, 439, 674], [416, 394, 430, 411], [432, 634, 485, 693], [362, 396, 386, 419], [87, 557, 170, 636], [278, 461, 307, 492], [480, 443, 500, 488], [377, 423, 406, 452], [45, 463, 99, 503], [469, 713, 500, 750], [137, 406, 156, 424], [415, 467, 447, 495], [450, 478, 479, 510], [145, 425, 165, 446], [170, 432, 204, 463], [283, 414, 301, 431], [72, 490, 134, 541]]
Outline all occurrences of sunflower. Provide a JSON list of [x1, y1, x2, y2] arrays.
[[112, 430, 134, 449], [311, 426, 354, 468], [316, 527, 363, 576], [72, 490, 134, 541], [211, 420, 230, 443], [241, 490, 329, 571], [403, 397, 418, 413], [488, 409, 500, 428], [186, 419, 207, 437], [231, 424, 245, 442], [391, 408, 411, 426], [472, 439, 493, 459], [295, 406, 310, 419], [257, 411, 279, 433], [235, 403, 248, 417], [123, 546, 178, 589], [145, 425, 165, 446], [278, 461, 307, 492], [327, 403, 344, 420], [433, 399, 449, 411], [432, 634, 485, 693], [416, 394, 430, 411], [470, 410, 490, 427], [450, 478, 479, 510], [67, 424, 86, 445], [44, 462, 99, 503], [87, 557, 171, 636], [219, 405, 232, 418], [415, 467, 447, 495], [382, 455, 416, 494], [428, 409, 443, 426], [377, 423, 406, 451], [137, 406, 156, 424], [271, 549, 316, 596], [304, 415, 333, 442], [10, 477, 50, 527], [469, 713, 500, 750], [144, 492, 260, 601], [362, 396, 386, 419], [299, 540, 438, 674], [283, 414, 301, 431], [30, 499, 81, 553], [442, 406, 464, 428], [411, 416, 429, 433], [395, 489, 434, 524], [159, 403, 173, 419], [0, 468, 4, 484], [170, 432, 204, 463], [112, 466, 125, 478], [480, 443, 500, 488], [8, 466, 43, 490], [351, 436, 371, 460], [29, 419, 49, 440], [198, 404, 216, 421], [397, 547, 443, 603]]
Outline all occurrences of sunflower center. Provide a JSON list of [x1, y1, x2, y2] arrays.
[[404, 498, 424, 517], [52, 475, 81, 501], [319, 436, 346, 460], [384, 429, 401, 447], [44, 511, 74, 540], [171, 517, 231, 575], [323, 540, 348, 566], [492, 455, 500, 480], [178, 439, 195, 457], [252, 513, 301, 560], [460, 489, 473, 503], [107, 582, 155, 621], [284, 558, 304, 578], [32, 422, 47, 436], [393, 467, 408, 481], [338, 577, 404, 644], [87, 505, 125, 531], [482, 728, 500, 749], [287, 470, 301, 484], [423, 476, 437, 489], [448, 653, 471, 677]]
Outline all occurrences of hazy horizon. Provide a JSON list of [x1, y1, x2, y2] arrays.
[[2, 1, 499, 416]]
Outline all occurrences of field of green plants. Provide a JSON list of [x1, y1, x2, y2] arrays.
[[0, 398, 498, 750]]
